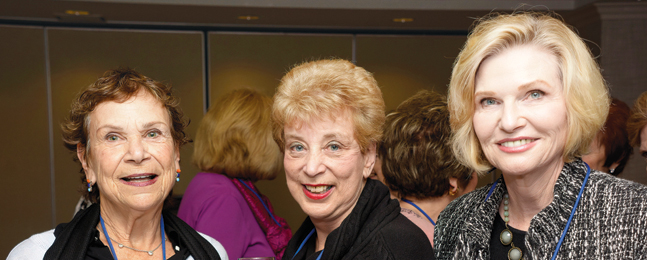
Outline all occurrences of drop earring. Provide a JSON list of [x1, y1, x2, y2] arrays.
[[176, 169, 181, 182], [87, 179, 92, 192]]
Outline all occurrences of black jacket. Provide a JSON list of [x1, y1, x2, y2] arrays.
[[283, 179, 435, 260]]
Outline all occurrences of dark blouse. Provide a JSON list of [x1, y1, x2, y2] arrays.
[[87, 223, 190, 260], [490, 213, 527, 259]]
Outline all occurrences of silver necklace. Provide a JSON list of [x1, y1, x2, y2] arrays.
[[108, 236, 163, 256], [500, 193, 523, 260]]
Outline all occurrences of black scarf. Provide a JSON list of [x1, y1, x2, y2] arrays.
[[44, 203, 222, 260], [284, 179, 402, 260]]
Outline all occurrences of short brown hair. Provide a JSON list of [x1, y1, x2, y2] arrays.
[[193, 89, 282, 181], [597, 98, 633, 175], [628, 91, 647, 148], [380, 90, 473, 199], [272, 59, 385, 153], [61, 68, 189, 202], [448, 12, 609, 173]]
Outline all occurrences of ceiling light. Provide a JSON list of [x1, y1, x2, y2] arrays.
[[393, 18, 414, 23], [238, 16, 259, 21], [65, 10, 90, 16]]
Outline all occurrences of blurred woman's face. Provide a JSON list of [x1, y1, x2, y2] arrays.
[[473, 45, 568, 177], [79, 90, 180, 213], [283, 111, 376, 228]]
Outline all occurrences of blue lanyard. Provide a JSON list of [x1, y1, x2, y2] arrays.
[[237, 178, 281, 226], [291, 228, 324, 260], [100, 214, 167, 260], [401, 198, 436, 226], [484, 163, 591, 260]]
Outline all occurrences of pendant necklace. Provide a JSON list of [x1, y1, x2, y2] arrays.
[[500, 193, 523, 260], [100, 214, 167, 259], [486, 163, 592, 260]]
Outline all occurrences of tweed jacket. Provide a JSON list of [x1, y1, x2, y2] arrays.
[[434, 159, 647, 260]]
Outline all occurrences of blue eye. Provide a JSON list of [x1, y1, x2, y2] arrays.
[[530, 91, 543, 99], [330, 144, 340, 151], [482, 99, 496, 106], [292, 144, 304, 152]]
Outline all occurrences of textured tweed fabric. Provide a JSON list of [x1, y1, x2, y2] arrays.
[[434, 159, 647, 260]]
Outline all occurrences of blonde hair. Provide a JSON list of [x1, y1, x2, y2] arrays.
[[193, 89, 282, 181], [272, 59, 385, 153], [628, 91, 647, 147], [448, 12, 610, 174]]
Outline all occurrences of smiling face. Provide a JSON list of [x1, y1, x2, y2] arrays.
[[283, 111, 376, 228], [79, 90, 180, 213], [473, 45, 568, 177]]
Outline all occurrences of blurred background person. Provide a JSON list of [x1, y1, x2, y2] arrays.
[[435, 12, 647, 260], [9, 68, 227, 260], [273, 59, 434, 259], [376, 89, 477, 247], [582, 97, 633, 175], [628, 91, 647, 174], [178, 89, 291, 260]]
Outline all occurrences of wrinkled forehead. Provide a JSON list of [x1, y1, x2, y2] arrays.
[[86, 91, 170, 132]]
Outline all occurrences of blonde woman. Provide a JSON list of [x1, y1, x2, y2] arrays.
[[273, 59, 434, 259], [434, 12, 647, 259], [178, 89, 290, 260]]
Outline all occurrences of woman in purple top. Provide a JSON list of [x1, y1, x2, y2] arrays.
[[178, 89, 291, 260]]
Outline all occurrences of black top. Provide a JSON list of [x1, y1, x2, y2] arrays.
[[490, 213, 527, 259], [284, 179, 434, 260], [44, 203, 221, 260], [87, 222, 190, 260]]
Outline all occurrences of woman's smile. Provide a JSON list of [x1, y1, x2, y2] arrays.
[[497, 137, 539, 153], [302, 184, 334, 200], [119, 173, 159, 187]]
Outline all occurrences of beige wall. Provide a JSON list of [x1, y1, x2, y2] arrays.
[[0, 25, 52, 258]]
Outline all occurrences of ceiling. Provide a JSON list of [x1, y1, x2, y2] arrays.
[[0, 0, 625, 33]]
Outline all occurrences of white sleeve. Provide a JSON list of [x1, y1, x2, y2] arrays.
[[7, 229, 55, 260], [198, 231, 229, 260]]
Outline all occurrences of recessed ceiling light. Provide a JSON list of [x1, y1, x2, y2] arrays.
[[238, 16, 259, 21], [393, 18, 414, 23], [65, 10, 90, 16]]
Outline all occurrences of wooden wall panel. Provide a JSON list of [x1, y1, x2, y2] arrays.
[[356, 35, 466, 111], [0, 25, 50, 258]]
